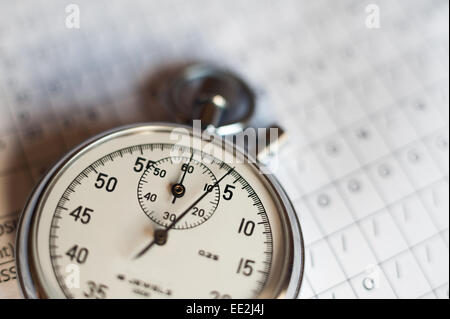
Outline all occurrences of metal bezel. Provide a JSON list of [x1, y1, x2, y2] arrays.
[[15, 123, 304, 299]]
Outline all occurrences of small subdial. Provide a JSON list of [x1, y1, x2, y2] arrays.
[[137, 156, 220, 229]]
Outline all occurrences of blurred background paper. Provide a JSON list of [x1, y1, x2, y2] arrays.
[[0, 0, 448, 299]]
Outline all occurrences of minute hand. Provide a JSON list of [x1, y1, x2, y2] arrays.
[[167, 167, 235, 230]]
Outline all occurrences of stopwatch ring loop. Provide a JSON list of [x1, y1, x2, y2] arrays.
[[165, 64, 256, 136]]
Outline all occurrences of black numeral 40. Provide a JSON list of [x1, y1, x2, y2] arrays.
[[66, 245, 89, 264]]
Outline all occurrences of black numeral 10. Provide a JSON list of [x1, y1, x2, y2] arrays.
[[238, 218, 255, 236]]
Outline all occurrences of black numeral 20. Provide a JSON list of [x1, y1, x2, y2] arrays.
[[192, 207, 205, 217]]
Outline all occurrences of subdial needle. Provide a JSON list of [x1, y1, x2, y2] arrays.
[[171, 152, 194, 204]]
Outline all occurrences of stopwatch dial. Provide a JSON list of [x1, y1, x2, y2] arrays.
[[43, 145, 280, 298], [27, 128, 297, 299], [137, 156, 220, 229]]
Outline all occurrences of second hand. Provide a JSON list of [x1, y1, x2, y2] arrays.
[[134, 166, 235, 259], [171, 152, 194, 204]]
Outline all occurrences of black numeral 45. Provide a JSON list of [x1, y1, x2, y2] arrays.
[[69, 206, 93, 224]]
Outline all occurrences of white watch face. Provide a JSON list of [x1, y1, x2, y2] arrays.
[[26, 125, 296, 299]]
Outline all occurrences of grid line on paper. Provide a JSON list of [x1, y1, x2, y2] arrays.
[[290, 0, 449, 299], [288, 125, 448, 202], [299, 70, 447, 298], [0, 0, 448, 299], [357, 52, 446, 298], [302, 178, 448, 249], [315, 230, 448, 297]]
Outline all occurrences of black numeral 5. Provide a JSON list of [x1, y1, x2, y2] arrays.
[[223, 184, 235, 200]]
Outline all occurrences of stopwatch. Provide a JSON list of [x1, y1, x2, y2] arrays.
[[15, 64, 304, 299]]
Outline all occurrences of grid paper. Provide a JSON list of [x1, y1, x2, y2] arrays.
[[0, 0, 448, 299]]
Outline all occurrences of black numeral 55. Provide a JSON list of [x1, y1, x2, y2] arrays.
[[133, 157, 155, 173]]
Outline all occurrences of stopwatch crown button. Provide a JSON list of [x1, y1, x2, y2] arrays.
[[166, 63, 255, 136]]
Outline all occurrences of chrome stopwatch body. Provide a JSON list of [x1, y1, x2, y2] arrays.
[[16, 123, 304, 299]]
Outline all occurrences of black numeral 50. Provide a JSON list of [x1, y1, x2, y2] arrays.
[[95, 173, 117, 192]]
